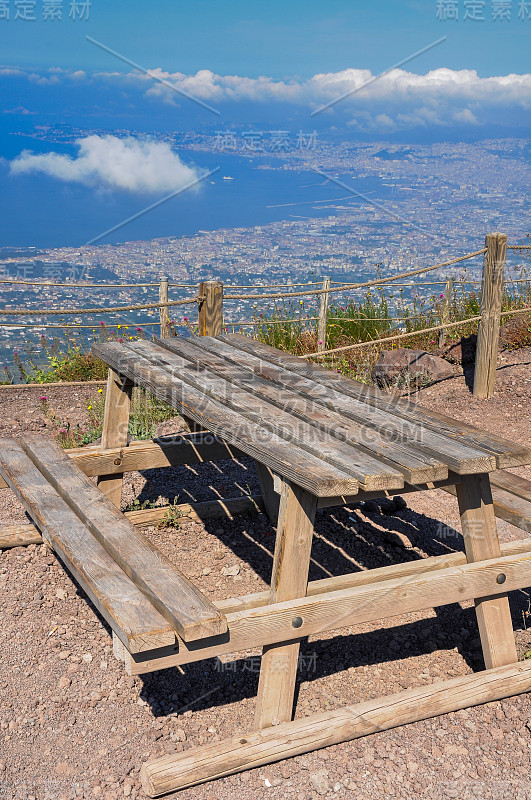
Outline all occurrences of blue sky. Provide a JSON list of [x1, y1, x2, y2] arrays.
[[0, 0, 530, 77]]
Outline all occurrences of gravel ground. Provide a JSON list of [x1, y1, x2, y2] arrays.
[[0, 350, 530, 800]]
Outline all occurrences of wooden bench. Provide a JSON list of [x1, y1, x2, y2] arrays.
[[0, 436, 227, 650], [2, 331, 531, 797]]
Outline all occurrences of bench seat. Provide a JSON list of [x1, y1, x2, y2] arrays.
[[0, 436, 227, 650]]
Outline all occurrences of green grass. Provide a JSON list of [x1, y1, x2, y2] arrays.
[[253, 280, 531, 381], [8, 323, 148, 384], [40, 387, 177, 449]]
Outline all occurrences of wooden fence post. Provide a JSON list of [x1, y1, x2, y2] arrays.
[[473, 233, 507, 399], [317, 276, 330, 352], [159, 277, 169, 338], [198, 280, 223, 337], [438, 277, 454, 349]]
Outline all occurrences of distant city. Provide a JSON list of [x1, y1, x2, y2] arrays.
[[0, 129, 529, 363]]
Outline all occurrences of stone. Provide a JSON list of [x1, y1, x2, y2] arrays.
[[371, 348, 455, 388], [309, 769, 330, 795], [221, 565, 240, 577]]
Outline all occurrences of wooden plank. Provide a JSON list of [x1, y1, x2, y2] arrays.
[[92, 342, 360, 497], [490, 469, 531, 504], [129, 340, 403, 492], [0, 439, 175, 653], [20, 435, 227, 642], [124, 494, 264, 526], [140, 659, 531, 796], [220, 333, 530, 469], [65, 434, 244, 477], [189, 335, 496, 475], [317, 474, 462, 508], [96, 369, 132, 507], [0, 495, 264, 546], [253, 462, 280, 523], [0, 523, 42, 548], [255, 481, 317, 729], [124, 544, 531, 674], [456, 473, 518, 669], [198, 280, 223, 337], [317, 276, 330, 352], [444, 482, 531, 532], [155, 336, 447, 486], [474, 233, 506, 399], [159, 277, 170, 338]]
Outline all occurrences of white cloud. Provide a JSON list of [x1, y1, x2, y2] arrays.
[[9, 135, 203, 193], [138, 65, 531, 129], [3, 64, 530, 131], [140, 65, 531, 105]]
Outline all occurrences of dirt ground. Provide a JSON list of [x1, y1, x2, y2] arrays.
[[0, 349, 530, 800]]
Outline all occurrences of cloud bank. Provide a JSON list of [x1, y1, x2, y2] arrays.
[[140, 66, 531, 129], [3, 65, 530, 132], [9, 135, 203, 193]]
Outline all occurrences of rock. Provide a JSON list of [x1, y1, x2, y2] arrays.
[[222, 565, 240, 577], [309, 769, 330, 795], [371, 348, 455, 388]]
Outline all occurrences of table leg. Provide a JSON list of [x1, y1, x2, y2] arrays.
[[254, 480, 317, 730], [456, 473, 517, 669], [97, 369, 133, 508], [254, 461, 280, 523]]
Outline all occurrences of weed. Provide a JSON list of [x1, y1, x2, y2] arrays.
[[157, 498, 184, 529]]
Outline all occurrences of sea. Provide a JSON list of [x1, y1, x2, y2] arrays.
[[0, 129, 389, 249]]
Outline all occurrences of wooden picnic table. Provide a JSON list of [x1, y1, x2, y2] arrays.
[[89, 332, 531, 795]]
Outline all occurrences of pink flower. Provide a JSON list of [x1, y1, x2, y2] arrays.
[[39, 395, 47, 401], [99, 321, 105, 326], [439, 293, 445, 298], [136, 327, 143, 332]]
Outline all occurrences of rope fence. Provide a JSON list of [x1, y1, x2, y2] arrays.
[[300, 304, 531, 359], [0, 321, 160, 330], [0, 234, 529, 398], [0, 297, 199, 316]]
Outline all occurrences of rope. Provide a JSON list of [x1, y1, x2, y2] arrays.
[[0, 278, 160, 287], [171, 281, 322, 289], [507, 245, 531, 250], [223, 249, 487, 301], [225, 317, 319, 326], [301, 315, 483, 359], [0, 297, 199, 316], [0, 321, 159, 329], [500, 305, 531, 317], [302, 304, 531, 359], [229, 312, 435, 326]]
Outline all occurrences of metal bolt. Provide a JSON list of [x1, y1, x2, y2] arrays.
[[113, 458, 122, 466], [496, 573, 506, 585], [292, 616, 303, 629]]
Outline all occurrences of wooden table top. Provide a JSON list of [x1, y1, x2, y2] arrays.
[[93, 334, 531, 498]]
